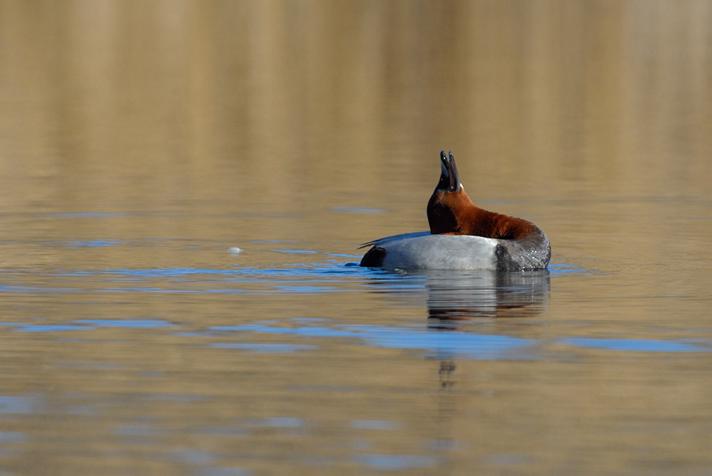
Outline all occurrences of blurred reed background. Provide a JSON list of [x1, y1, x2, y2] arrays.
[[1, 0, 710, 210]]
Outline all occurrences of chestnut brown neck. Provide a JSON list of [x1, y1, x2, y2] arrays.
[[427, 188, 536, 240], [427, 188, 476, 235]]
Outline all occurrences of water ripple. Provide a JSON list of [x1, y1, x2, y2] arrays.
[[208, 321, 712, 358]]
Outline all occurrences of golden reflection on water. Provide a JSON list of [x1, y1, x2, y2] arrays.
[[0, 1, 711, 474]]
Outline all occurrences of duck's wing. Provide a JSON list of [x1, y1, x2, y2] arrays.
[[358, 231, 431, 249]]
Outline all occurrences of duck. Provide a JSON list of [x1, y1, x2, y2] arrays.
[[360, 151, 551, 271]]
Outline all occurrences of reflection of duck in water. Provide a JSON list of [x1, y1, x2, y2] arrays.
[[425, 270, 549, 322], [362, 269, 550, 321], [361, 151, 551, 271]]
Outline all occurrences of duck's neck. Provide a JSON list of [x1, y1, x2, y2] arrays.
[[427, 188, 536, 240], [427, 188, 477, 235]]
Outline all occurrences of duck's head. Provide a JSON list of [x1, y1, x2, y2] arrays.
[[436, 150, 462, 192], [428, 150, 475, 234]]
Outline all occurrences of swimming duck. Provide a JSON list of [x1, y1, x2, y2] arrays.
[[360, 151, 551, 270]]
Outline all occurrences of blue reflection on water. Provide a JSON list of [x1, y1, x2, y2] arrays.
[[274, 285, 336, 293], [347, 325, 532, 359], [74, 319, 173, 329], [208, 321, 711, 358], [355, 454, 437, 471], [38, 262, 419, 297], [351, 420, 399, 430], [210, 324, 359, 339], [61, 262, 392, 280], [561, 337, 703, 352], [0, 395, 43, 414], [13, 260, 574, 303], [249, 417, 304, 428], [210, 323, 532, 360], [0, 431, 26, 443], [67, 240, 120, 248], [548, 263, 589, 275], [103, 268, 241, 277], [101, 287, 245, 295], [17, 324, 87, 333], [0, 285, 76, 294]]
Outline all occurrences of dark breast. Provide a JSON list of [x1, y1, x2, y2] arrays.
[[427, 197, 459, 234]]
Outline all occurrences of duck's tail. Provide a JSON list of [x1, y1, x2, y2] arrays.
[[495, 228, 551, 271]]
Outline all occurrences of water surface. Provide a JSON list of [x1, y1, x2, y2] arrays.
[[0, 1, 711, 475]]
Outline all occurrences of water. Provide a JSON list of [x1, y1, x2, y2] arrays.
[[1, 1, 711, 474]]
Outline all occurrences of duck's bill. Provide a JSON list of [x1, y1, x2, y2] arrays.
[[439, 150, 461, 192]]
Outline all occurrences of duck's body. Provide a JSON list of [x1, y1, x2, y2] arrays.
[[360, 230, 550, 271], [360, 151, 551, 271]]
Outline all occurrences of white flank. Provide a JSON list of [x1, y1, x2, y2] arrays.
[[378, 233, 499, 270]]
